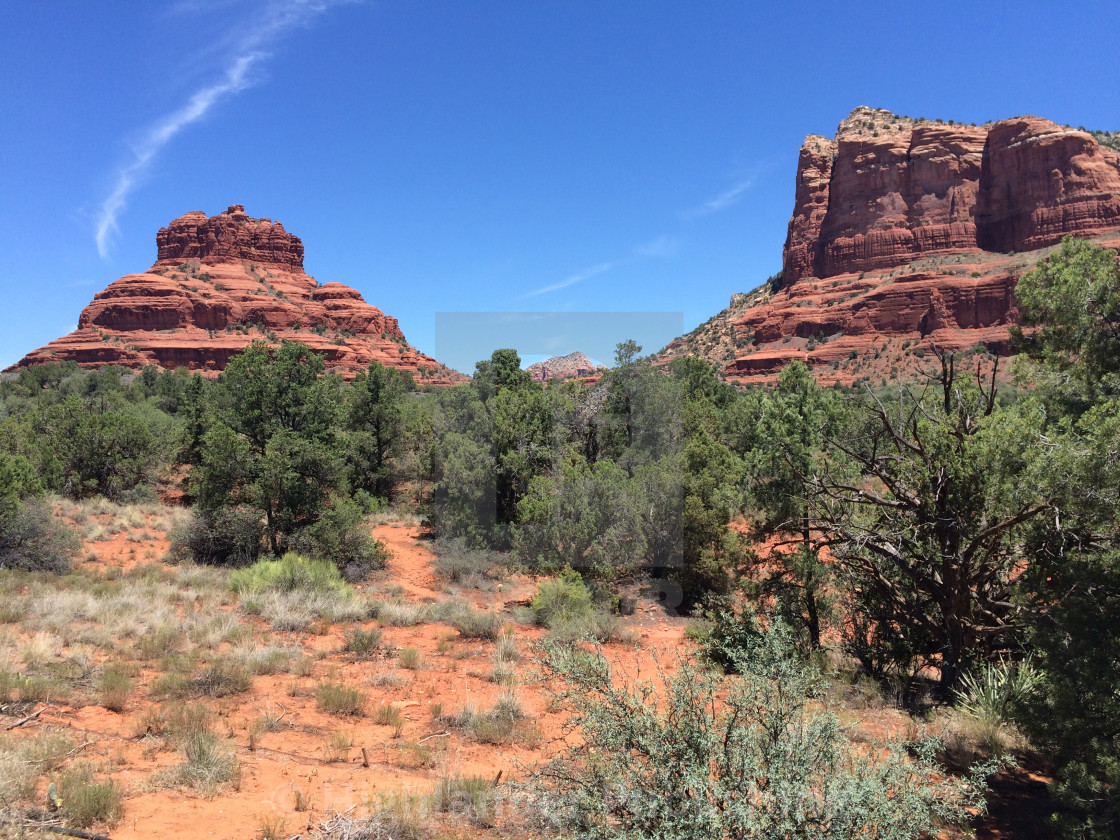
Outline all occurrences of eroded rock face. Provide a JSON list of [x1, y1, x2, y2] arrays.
[[977, 118, 1120, 252], [525, 351, 606, 382], [10, 206, 467, 384], [659, 108, 1120, 385], [782, 107, 1120, 286], [155, 205, 305, 270]]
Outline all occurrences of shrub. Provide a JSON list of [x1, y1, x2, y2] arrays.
[[195, 658, 253, 697], [530, 568, 594, 627], [289, 494, 391, 582], [397, 646, 422, 670], [57, 763, 125, 828], [98, 662, 133, 712], [431, 774, 497, 826], [373, 704, 404, 727], [343, 627, 382, 656], [230, 552, 351, 596], [529, 624, 1001, 840], [432, 537, 502, 586], [1014, 549, 1120, 838], [160, 728, 240, 795], [450, 607, 502, 640], [0, 498, 79, 573], [169, 508, 262, 566], [316, 681, 366, 716], [956, 658, 1041, 728], [323, 730, 353, 762]]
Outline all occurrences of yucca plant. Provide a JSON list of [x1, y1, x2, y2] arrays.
[[955, 657, 1042, 726]]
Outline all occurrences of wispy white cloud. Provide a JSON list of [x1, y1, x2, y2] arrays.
[[525, 261, 615, 298], [95, 0, 342, 258], [634, 235, 679, 258], [682, 175, 757, 219]]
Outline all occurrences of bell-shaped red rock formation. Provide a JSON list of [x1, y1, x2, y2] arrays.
[[10, 205, 467, 384]]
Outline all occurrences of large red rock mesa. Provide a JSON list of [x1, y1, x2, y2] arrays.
[[663, 107, 1120, 384], [10, 206, 467, 384]]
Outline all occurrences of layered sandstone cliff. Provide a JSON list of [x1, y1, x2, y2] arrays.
[[661, 108, 1120, 384], [9, 206, 466, 384]]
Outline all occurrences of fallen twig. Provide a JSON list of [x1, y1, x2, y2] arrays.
[[45, 827, 114, 840], [6, 707, 44, 730], [417, 731, 448, 743]]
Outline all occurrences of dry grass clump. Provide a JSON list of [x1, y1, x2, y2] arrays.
[[154, 702, 240, 795], [430, 537, 505, 589], [373, 704, 404, 727], [371, 599, 434, 627], [322, 730, 353, 763], [98, 661, 133, 712], [397, 647, 423, 670], [370, 670, 410, 690], [225, 640, 302, 676], [315, 680, 367, 716], [0, 732, 73, 805], [57, 763, 125, 828], [441, 688, 532, 746], [449, 607, 502, 640], [342, 626, 382, 657], [430, 773, 499, 827], [249, 589, 370, 632]]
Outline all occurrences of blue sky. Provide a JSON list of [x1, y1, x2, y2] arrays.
[[2, 1, 1119, 372]]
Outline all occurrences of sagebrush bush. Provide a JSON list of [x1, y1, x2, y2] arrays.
[[529, 623, 1001, 840], [450, 607, 502, 640], [0, 498, 79, 574], [57, 763, 125, 828]]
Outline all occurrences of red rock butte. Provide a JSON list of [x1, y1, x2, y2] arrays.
[[660, 107, 1120, 384], [525, 351, 606, 383], [9, 205, 467, 384]]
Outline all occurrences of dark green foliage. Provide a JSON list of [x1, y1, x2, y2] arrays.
[[742, 362, 842, 647], [191, 341, 344, 556], [809, 353, 1059, 690], [289, 494, 390, 581], [42, 395, 157, 499], [1016, 551, 1120, 838], [345, 360, 414, 500], [514, 457, 645, 578], [700, 603, 766, 672], [0, 451, 78, 572], [531, 623, 999, 839], [429, 430, 496, 545], [0, 497, 79, 573], [472, 348, 533, 401], [169, 507, 263, 566], [1013, 237, 1120, 410]]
